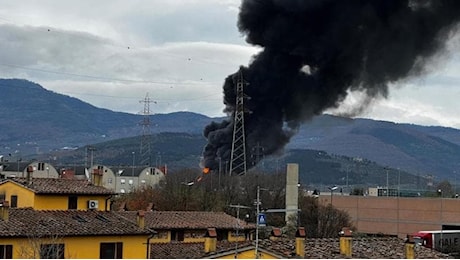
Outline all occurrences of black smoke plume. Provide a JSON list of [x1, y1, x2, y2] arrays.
[[202, 0, 460, 172]]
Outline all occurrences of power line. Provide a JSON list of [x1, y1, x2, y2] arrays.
[[0, 63, 221, 86]]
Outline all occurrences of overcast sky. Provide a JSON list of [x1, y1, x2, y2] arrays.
[[1, 0, 460, 129]]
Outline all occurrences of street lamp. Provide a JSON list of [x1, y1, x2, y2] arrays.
[[438, 189, 444, 252], [329, 186, 338, 205], [131, 152, 135, 177], [385, 167, 389, 197]]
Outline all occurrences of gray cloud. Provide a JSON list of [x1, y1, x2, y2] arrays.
[[0, 0, 459, 130]]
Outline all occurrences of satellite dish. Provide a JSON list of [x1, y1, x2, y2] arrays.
[[118, 169, 124, 175]]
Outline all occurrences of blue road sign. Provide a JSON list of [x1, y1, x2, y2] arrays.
[[258, 213, 266, 226]]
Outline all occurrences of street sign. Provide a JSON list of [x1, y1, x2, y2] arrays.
[[258, 213, 266, 226]]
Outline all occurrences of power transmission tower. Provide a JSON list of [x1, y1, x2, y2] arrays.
[[229, 69, 250, 176], [251, 142, 265, 170], [139, 93, 154, 166]]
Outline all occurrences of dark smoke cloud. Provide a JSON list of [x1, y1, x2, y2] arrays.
[[202, 0, 460, 172]]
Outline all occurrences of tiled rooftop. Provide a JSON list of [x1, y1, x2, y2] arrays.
[[118, 211, 255, 230], [150, 237, 452, 259], [0, 208, 151, 237], [150, 240, 255, 259], [5, 178, 115, 195]]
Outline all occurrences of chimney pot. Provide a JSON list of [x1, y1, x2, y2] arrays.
[[270, 227, 282, 240], [339, 227, 353, 257], [137, 210, 145, 229], [204, 228, 217, 253], [405, 234, 416, 259], [295, 227, 306, 257]]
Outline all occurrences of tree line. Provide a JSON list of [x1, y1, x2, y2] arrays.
[[113, 168, 353, 238]]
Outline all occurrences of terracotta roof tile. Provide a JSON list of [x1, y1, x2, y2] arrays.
[[118, 211, 255, 230], [6, 178, 115, 195], [150, 237, 451, 259], [150, 240, 254, 259], [0, 208, 150, 237]]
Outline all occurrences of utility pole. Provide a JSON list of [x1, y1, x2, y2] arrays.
[[229, 68, 250, 176], [255, 185, 268, 259], [88, 146, 96, 168], [255, 185, 261, 259], [229, 204, 251, 259]]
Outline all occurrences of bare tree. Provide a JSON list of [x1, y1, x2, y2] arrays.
[[17, 233, 73, 259], [298, 195, 353, 238]]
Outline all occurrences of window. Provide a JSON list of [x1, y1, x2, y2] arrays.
[[38, 162, 45, 171], [120, 179, 125, 184], [40, 244, 64, 259], [100, 242, 122, 259], [10, 195, 17, 208], [170, 230, 184, 241], [0, 245, 12, 259], [68, 196, 77, 209]]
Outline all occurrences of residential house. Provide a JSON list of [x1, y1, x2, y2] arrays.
[[0, 161, 59, 179], [118, 211, 255, 244], [0, 205, 153, 259], [88, 165, 166, 193], [0, 177, 116, 210]]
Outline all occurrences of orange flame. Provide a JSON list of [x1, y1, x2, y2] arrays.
[[203, 167, 210, 174]]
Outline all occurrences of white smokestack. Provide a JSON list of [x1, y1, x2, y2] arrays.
[[285, 163, 299, 225]]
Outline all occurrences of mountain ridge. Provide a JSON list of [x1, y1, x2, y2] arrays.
[[1, 78, 460, 182]]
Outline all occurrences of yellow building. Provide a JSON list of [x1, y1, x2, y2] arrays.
[[0, 177, 116, 211], [118, 211, 255, 244], [148, 228, 307, 259], [0, 205, 153, 259]]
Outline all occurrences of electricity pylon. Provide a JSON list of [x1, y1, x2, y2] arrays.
[[229, 68, 250, 176]]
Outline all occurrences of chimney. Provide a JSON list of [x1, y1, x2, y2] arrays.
[[92, 168, 103, 186], [405, 234, 415, 259], [0, 201, 9, 222], [269, 227, 282, 241], [339, 227, 353, 257], [204, 228, 217, 253], [26, 166, 34, 185], [137, 210, 145, 229], [295, 227, 306, 257], [285, 163, 299, 225]]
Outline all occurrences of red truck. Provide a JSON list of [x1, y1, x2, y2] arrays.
[[413, 230, 460, 253]]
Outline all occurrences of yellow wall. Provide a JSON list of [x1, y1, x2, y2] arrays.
[[218, 249, 277, 259], [150, 230, 248, 243], [0, 181, 110, 211], [0, 235, 148, 259], [228, 231, 247, 242], [34, 195, 109, 210], [0, 182, 35, 207]]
